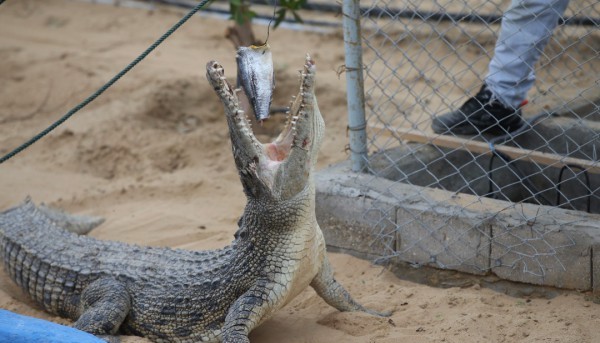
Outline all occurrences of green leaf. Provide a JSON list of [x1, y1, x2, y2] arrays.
[[291, 10, 303, 23], [274, 8, 287, 28], [224, 0, 305, 29]]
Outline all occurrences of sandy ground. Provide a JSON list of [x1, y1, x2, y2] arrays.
[[0, 0, 599, 342]]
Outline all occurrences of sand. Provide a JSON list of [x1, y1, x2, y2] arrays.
[[0, 0, 599, 342]]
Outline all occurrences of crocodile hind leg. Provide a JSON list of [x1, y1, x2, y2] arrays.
[[310, 257, 392, 317], [38, 202, 105, 235], [74, 277, 131, 342]]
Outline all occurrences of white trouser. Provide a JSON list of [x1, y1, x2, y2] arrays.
[[485, 0, 570, 109]]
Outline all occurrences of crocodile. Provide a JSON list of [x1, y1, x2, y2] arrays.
[[0, 54, 388, 343]]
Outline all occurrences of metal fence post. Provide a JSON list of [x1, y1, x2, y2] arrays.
[[342, 0, 368, 172]]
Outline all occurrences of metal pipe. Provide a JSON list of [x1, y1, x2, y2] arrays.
[[139, 0, 600, 28], [146, 0, 341, 29], [343, 0, 368, 172], [253, 0, 600, 27]]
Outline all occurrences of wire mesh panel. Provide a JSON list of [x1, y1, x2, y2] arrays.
[[352, 0, 600, 281]]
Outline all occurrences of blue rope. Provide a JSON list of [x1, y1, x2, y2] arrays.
[[0, 0, 211, 164]]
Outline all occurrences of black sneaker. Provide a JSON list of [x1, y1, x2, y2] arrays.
[[431, 84, 525, 135]]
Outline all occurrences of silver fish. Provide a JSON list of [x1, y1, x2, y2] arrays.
[[236, 44, 275, 121]]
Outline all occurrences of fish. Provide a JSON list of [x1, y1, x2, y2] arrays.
[[236, 43, 275, 122]]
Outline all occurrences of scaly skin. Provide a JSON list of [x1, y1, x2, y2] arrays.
[[0, 55, 388, 343]]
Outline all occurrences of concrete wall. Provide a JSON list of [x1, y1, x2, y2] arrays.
[[316, 163, 600, 293]]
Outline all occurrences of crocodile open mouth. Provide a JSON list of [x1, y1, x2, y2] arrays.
[[207, 54, 322, 197], [206, 55, 324, 185]]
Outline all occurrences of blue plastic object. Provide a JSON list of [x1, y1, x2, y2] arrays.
[[0, 309, 104, 343]]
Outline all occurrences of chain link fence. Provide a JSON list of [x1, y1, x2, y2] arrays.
[[344, 0, 600, 280]]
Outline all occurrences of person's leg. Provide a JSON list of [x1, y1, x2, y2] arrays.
[[432, 0, 570, 135], [487, 0, 570, 108]]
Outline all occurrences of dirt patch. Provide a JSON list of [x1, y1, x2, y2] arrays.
[[141, 77, 218, 133], [76, 141, 143, 179]]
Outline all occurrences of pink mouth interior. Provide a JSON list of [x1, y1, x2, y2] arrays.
[[265, 142, 289, 162]]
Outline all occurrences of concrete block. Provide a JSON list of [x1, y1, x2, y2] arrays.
[[395, 206, 491, 275], [316, 189, 396, 257], [491, 205, 599, 290], [315, 163, 399, 257], [316, 164, 600, 291]]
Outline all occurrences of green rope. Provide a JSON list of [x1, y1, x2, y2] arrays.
[[0, 0, 211, 164]]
